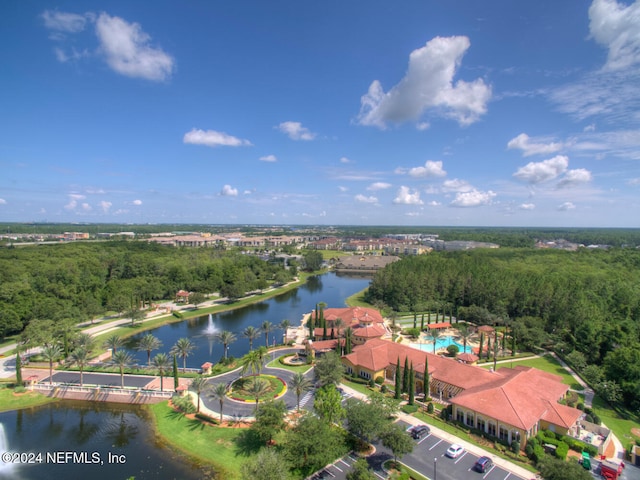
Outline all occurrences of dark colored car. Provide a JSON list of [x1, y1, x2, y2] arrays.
[[474, 456, 493, 472], [410, 425, 430, 439]]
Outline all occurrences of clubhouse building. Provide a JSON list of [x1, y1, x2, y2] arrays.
[[336, 320, 583, 449]]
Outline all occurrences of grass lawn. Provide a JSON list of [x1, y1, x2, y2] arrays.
[[344, 288, 372, 308], [148, 401, 248, 480], [481, 354, 583, 390], [591, 395, 640, 450], [0, 384, 59, 412], [341, 378, 373, 396], [266, 356, 313, 374], [383, 460, 429, 480]]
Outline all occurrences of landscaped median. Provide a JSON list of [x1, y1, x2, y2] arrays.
[[228, 374, 287, 403]]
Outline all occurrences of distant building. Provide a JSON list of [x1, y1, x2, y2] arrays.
[[333, 255, 400, 272]]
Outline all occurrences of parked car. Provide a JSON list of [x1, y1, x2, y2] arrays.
[[445, 444, 465, 459], [474, 456, 493, 472], [409, 425, 431, 439]]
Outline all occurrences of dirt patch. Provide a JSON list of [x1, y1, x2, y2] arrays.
[[631, 428, 640, 438]]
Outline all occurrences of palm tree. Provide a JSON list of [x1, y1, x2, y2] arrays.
[[136, 333, 163, 366], [151, 353, 170, 392], [261, 321, 273, 348], [279, 319, 291, 344], [190, 375, 208, 413], [74, 333, 95, 352], [170, 337, 195, 372], [209, 383, 228, 423], [111, 350, 132, 388], [249, 377, 270, 409], [429, 327, 441, 355], [215, 330, 237, 359], [458, 323, 470, 353], [70, 347, 89, 386], [290, 372, 312, 411], [241, 349, 264, 377], [103, 334, 123, 355], [41, 344, 62, 385], [243, 326, 260, 351]]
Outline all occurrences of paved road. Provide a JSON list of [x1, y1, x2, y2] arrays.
[[48, 371, 157, 389]]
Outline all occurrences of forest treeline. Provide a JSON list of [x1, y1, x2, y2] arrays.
[[364, 248, 640, 409], [0, 241, 295, 339]]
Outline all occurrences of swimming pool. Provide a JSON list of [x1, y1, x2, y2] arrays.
[[410, 335, 472, 354]]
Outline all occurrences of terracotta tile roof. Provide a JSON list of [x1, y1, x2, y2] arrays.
[[457, 353, 479, 363], [451, 366, 575, 430], [309, 339, 342, 351], [320, 307, 384, 327], [426, 322, 451, 329], [352, 323, 386, 338]]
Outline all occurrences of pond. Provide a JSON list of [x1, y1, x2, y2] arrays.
[[124, 272, 371, 368], [0, 402, 207, 480]]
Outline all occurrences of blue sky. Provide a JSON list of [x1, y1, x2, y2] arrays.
[[1, 1, 640, 227]]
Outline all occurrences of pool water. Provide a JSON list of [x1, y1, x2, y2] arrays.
[[411, 335, 472, 354]]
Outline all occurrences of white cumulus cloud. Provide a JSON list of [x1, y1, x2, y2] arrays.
[[42, 10, 93, 33], [557, 169, 593, 188], [99, 200, 112, 213], [259, 154, 277, 162], [183, 129, 252, 148], [0, 199, 7, 205], [95, 13, 174, 81], [340, 156, 351, 164], [408, 160, 447, 178], [221, 185, 238, 196], [589, 0, 640, 71], [519, 203, 536, 210], [442, 178, 473, 193], [64, 193, 85, 210], [355, 194, 378, 204], [513, 155, 569, 184], [132, 199, 142, 205], [450, 189, 496, 207], [356, 36, 491, 128], [367, 182, 392, 191], [557, 202, 576, 211], [393, 186, 423, 205], [507, 133, 563, 157], [277, 121, 316, 141]]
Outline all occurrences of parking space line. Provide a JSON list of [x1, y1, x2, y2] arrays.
[[454, 451, 468, 464], [374, 472, 385, 479], [502, 473, 511, 480], [417, 434, 430, 445], [331, 463, 343, 472], [339, 458, 351, 467], [429, 438, 443, 450], [483, 465, 496, 478]]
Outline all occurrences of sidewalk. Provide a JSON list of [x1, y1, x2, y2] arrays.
[[338, 383, 534, 480]]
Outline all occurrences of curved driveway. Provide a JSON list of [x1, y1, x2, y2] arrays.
[[200, 347, 315, 420]]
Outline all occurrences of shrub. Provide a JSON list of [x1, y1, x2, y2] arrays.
[[446, 345, 459, 357], [374, 376, 384, 385], [195, 412, 219, 424], [511, 440, 521, 453], [577, 402, 585, 411], [13, 386, 26, 394], [532, 444, 545, 464], [555, 441, 569, 460], [401, 404, 418, 414], [346, 376, 370, 385], [380, 385, 387, 393], [172, 311, 183, 319], [369, 379, 375, 388], [172, 394, 196, 414], [427, 402, 434, 414]]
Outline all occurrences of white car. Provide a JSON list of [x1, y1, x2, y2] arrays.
[[445, 444, 465, 459]]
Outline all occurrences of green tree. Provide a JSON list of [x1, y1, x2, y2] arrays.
[[290, 372, 312, 411], [314, 385, 345, 424], [394, 357, 401, 400], [172, 354, 179, 390], [429, 327, 441, 355], [380, 423, 414, 462], [402, 357, 409, 394], [261, 321, 273, 347], [70, 347, 89, 386], [537, 455, 592, 480], [368, 390, 399, 419], [283, 413, 346, 474], [240, 447, 291, 480], [215, 330, 237, 359], [345, 398, 389, 444], [241, 349, 265, 377], [15, 349, 22, 386], [103, 334, 124, 356], [41, 344, 62, 385], [303, 250, 323, 271], [314, 351, 344, 387], [190, 375, 208, 413], [151, 353, 170, 392], [208, 382, 228, 423], [188, 291, 206, 308], [243, 325, 260, 351], [408, 363, 415, 405], [346, 458, 376, 480], [249, 377, 270, 409], [170, 337, 195, 372], [110, 350, 132, 388], [251, 400, 287, 444], [126, 307, 145, 327], [136, 333, 163, 366]]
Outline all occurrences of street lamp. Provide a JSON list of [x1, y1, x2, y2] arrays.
[[434, 457, 437, 480]]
